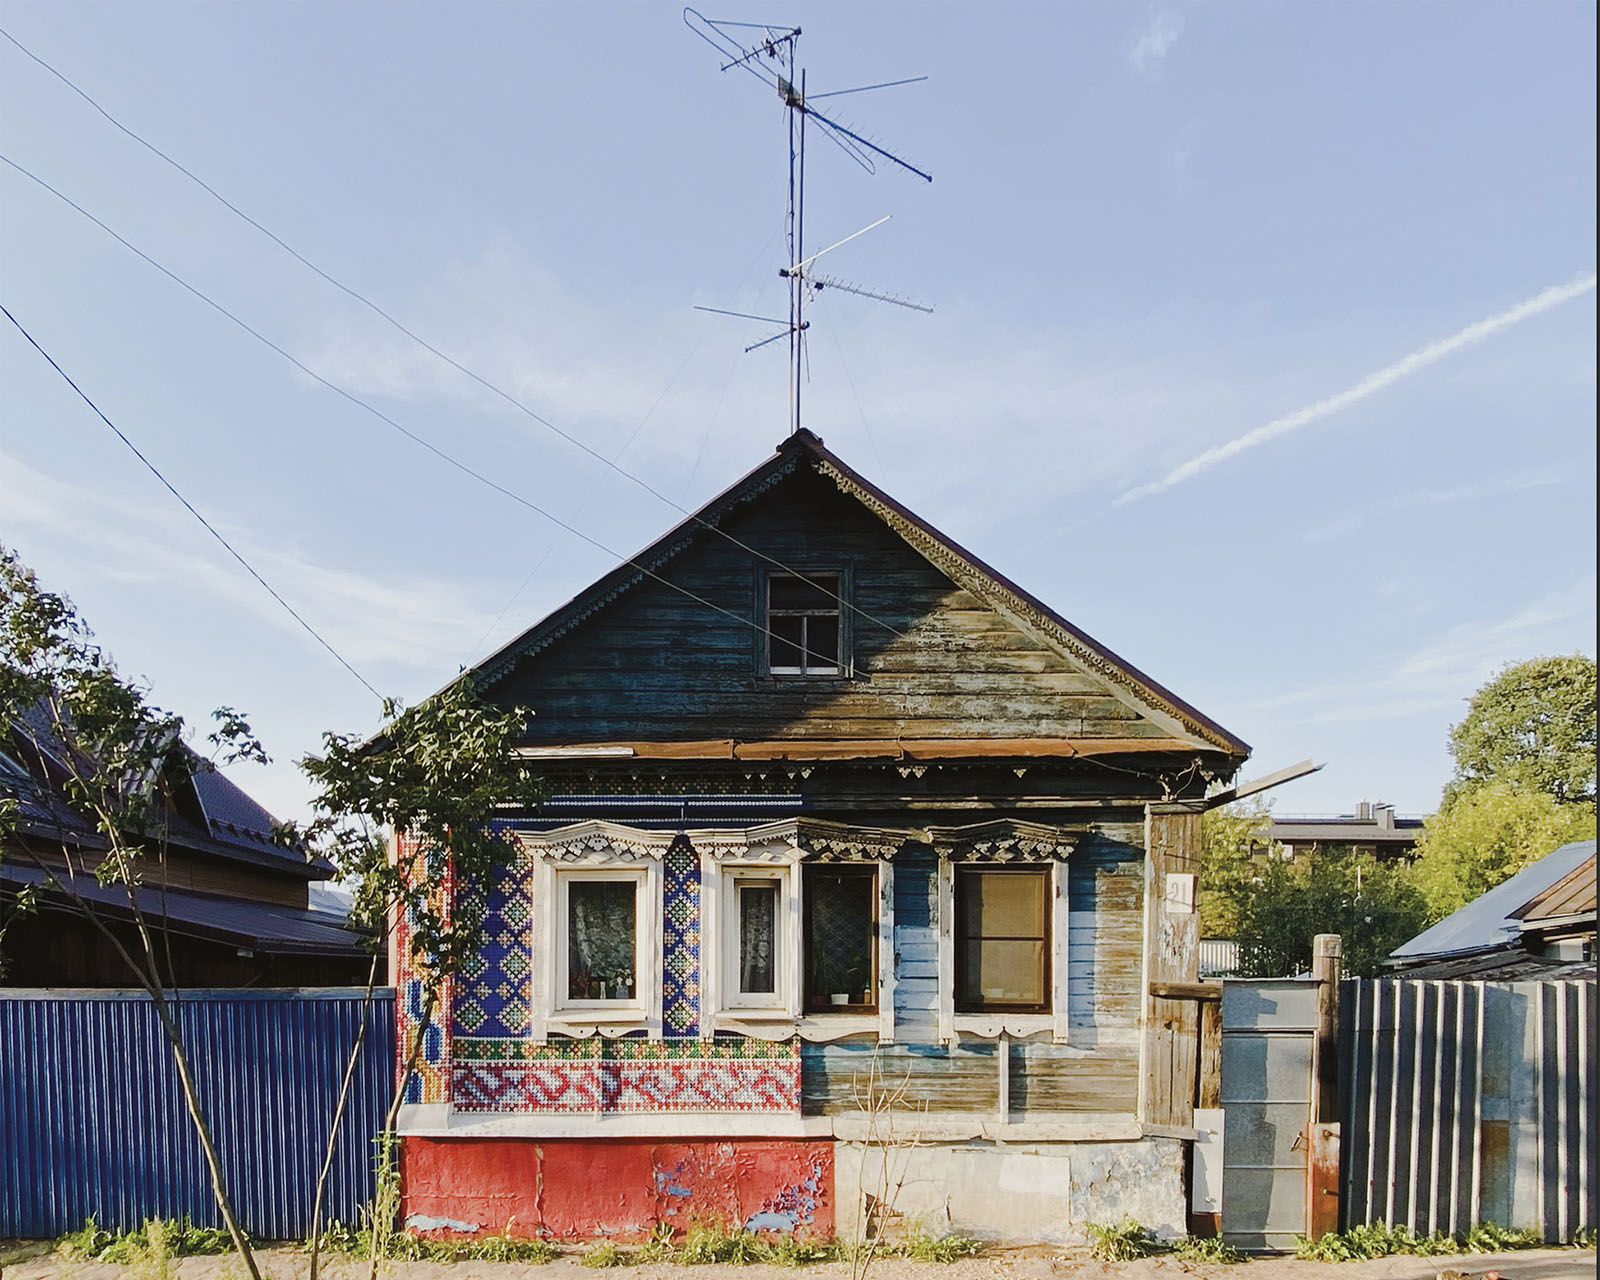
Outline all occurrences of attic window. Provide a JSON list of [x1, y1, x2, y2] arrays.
[[767, 573, 842, 676]]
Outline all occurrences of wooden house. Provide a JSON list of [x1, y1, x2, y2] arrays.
[[1, 703, 374, 988], [395, 429, 1249, 1244]]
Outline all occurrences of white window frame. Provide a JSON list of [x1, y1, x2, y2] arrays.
[[556, 868, 651, 1015], [702, 857, 803, 1032], [937, 859, 1071, 1044], [723, 870, 789, 1011], [523, 827, 667, 1042], [765, 571, 845, 677]]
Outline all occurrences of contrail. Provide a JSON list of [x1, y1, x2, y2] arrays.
[[1114, 271, 1598, 506]]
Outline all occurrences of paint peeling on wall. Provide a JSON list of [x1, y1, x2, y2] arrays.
[[402, 1138, 834, 1240]]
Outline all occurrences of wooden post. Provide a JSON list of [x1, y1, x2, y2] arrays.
[[1306, 933, 1342, 1239], [1197, 998, 1223, 1111], [1140, 804, 1203, 1128]]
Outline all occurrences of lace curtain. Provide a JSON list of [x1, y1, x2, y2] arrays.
[[568, 880, 636, 1000]]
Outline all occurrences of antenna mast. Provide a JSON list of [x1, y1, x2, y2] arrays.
[[685, 9, 931, 439]]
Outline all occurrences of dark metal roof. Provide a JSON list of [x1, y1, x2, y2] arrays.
[[1386, 945, 1597, 982], [1268, 818, 1423, 844], [0, 862, 371, 957], [5, 704, 331, 880]]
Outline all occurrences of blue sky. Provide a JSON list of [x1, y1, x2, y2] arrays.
[[1, 2, 1594, 825]]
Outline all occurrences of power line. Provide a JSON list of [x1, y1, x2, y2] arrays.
[[0, 157, 863, 669], [0, 301, 384, 703], [0, 27, 913, 646], [468, 220, 783, 663]]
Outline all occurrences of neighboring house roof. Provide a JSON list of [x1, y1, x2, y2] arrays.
[[0, 862, 369, 958], [5, 702, 331, 881], [468, 429, 1249, 758], [1391, 839, 1597, 961], [1509, 852, 1597, 925], [1266, 801, 1423, 846]]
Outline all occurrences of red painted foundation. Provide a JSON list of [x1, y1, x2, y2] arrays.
[[401, 1138, 834, 1240]]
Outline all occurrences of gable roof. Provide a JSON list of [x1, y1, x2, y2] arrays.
[[5, 700, 329, 880], [471, 429, 1248, 758]]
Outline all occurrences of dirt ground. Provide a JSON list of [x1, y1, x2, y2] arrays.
[[0, 1244, 1591, 1280]]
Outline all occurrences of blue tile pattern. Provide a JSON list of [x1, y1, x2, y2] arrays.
[[451, 854, 533, 1040], [662, 836, 701, 1037]]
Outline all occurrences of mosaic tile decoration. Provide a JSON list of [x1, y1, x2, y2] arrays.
[[394, 833, 453, 1106], [450, 1036, 801, 1114], [661, 836, 701, 1037], [450, 849, 534, 1041]]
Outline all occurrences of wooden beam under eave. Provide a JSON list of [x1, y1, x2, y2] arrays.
[[511, 736, 1222, 762]]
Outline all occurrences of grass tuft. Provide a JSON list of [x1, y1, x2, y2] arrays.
[[55, 1217, 234, 1263], [1087, 1217, 1166, 1262], [1175, 1235, 1249, 1264], [883, 1225, 982, 1262], [581, 1241, 636, 1268]]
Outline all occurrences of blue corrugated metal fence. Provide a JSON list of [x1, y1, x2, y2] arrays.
[[0, 988, 395, 1239]]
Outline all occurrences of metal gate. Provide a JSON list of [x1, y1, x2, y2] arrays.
[[1219, 978, 1319, 1250]]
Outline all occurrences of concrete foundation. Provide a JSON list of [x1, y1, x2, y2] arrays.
[[833, 1138, 1186, 1246]]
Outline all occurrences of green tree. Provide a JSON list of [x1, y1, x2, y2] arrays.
[[1199, 799, 1274, 938], [1234, 844, 1429, 978], [1411, 779, 1597, 919], [0, 545, 265, 1278], [1448, 656, 1597, 805], [292, 677, 536, 1280]]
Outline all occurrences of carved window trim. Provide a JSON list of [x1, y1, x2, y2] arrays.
[[936, 856, 1071, 1045], [518, 824, 668, 1041]]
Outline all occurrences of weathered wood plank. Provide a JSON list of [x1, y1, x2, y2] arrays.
[[493, 466, 1184, 746], [1067, 836, 1145, 1030], [1139, 808, 1202, 1128], [1010, 1042, 1141, 1115], [800, 1040, 1142, 1118]]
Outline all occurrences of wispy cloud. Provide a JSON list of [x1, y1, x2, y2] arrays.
[[1302, 470, 1572, 543], [1235, 575, 1597, 726], [0, 453, 497, 671], [1129, 11, 1184, 79], [1115, 272, 1599, 506]]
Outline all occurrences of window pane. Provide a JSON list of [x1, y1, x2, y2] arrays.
[[804, 614, 839, 669], [769, 614, 804, 669], [960, 940, 1046, 1006], [806, 869, 875, 1006], [962, 871, 1046, 938], [770, 575, 838, 611], [568, 880, 636, 1001], [739, 882, 778, 994]]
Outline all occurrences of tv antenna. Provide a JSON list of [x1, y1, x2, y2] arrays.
[[683, 9, 932, 437]]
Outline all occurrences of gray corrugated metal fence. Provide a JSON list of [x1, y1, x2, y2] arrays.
[[0, 988, 395, 1239], [1341, 977, 1596, 1242]]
